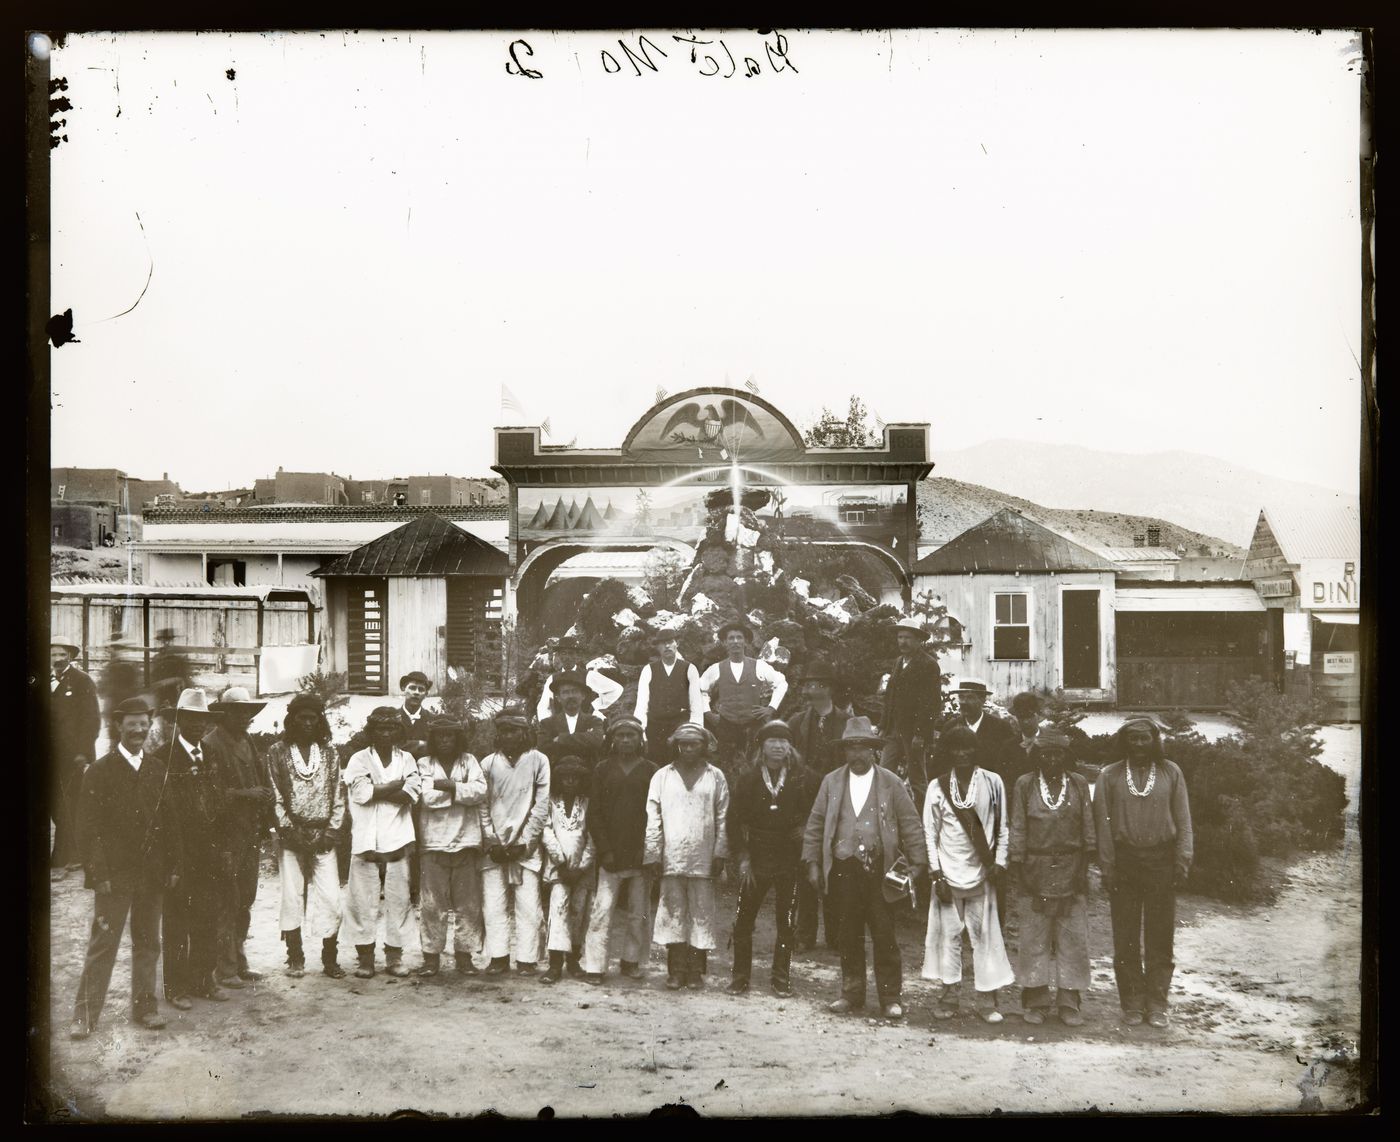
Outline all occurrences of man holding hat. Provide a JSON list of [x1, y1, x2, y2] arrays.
[[537, 669, 607, 769], [70, 697, 179, 1038], [880, 619, 944, 808], [699, 620, 788, 772], [727, 720, 817, 998], [935, 678, 1017, 779], [581, 716, 657, 984], [802, 717, 928, 1019], [160, 688, 237, 1008], [644, 722, 730, 990], [479, 705, 552, 975], [49, 637, 101, 878], [206, 686, 273, 987], [1009, 729, 1096, 1027], [633, 630, 702, 763], [266, 694, 346, 978], [343, 707, 423, 978], [535, 637, 624, 721], [414, 715, 488, 978]]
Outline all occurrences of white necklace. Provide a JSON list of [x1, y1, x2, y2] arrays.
[[949, 769, 977, 809], [1038, 770, 1068, 811], [1125, 761, 1157, 798]]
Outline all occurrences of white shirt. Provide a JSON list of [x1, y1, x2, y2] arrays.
[[118, 742, 144, 773], [536, 670, 624, 720], [923, 768, 1009, 890], [963, 713, 985, 734], [563, 712, 579, 734], [697, 658, 789, 713], [848, 767, 875, 816], [178, 735, 204, 762], [633, 658, 703, 726], [343, 746, 422, 855]]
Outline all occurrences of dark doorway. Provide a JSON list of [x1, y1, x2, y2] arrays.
[[1062, 589, 1100, 689], [347, 579, 388, 694]]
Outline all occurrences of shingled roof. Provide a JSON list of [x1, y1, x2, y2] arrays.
[[913, 509, 1115, 574], [311, 513, 509, 578]]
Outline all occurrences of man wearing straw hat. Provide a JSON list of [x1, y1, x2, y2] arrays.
[[70, 697, 180, 1038], [49, 637, 100, 879], [206, 686, 273, 987], [802, 717, 927, 1020], [880, 618, 943, 808], [698, 619, 788, 773]]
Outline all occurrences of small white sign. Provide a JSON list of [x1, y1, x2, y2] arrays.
[[1322, 652, 1356, 675]]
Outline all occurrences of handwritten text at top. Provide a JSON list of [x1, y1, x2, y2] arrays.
[[506, 32, 799, 81]]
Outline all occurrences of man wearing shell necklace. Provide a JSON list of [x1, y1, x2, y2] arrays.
[[1007, 730, 1096, 1027], [920, 725, 1015, 1023], [1093, 716, 1194, 1030]]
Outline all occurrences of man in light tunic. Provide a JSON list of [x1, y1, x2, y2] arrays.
[[922, 725, 1015, 1023], [643, 722, 729, 990]]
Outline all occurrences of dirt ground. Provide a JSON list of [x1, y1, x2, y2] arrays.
[[39, 725, 1363, 1120]]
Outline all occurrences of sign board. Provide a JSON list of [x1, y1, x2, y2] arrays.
[[1322, 652, 1356, 675], [1257, 577, 1294, 598]]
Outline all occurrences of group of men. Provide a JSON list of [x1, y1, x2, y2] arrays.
[[53, 617, 1193, 1040]]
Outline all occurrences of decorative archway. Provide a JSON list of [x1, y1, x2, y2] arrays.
[[508, 537, 697, 623]]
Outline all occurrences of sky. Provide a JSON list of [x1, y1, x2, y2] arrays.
[[47, 29, 1365, 494]]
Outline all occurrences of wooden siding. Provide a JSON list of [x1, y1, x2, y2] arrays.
[[1117, 658, 1264, 709], [387, 577, 447, 690], [915, 571, 1117, 702]]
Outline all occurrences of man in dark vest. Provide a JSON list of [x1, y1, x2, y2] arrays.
[[50, 638, 101, 879], [699, 620, 788, 773], [802, 718, 928, 1020], [537, 670, 607, 768], [205, 686, 274, 987], [880, 619, 942, 809], [70, 698, 180, 1038], [632, 630, 701, 763], [934, 679, 1017, 778]]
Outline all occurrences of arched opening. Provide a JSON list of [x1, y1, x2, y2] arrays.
[[511, 537, 697, 630]]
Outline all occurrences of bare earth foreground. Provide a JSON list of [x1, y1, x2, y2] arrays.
[[42, 726, 1362, 1119]]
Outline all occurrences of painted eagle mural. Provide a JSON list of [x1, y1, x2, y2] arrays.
[[660, 399, 766, 452]]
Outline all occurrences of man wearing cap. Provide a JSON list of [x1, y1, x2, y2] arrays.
[[1095, 716, 1193, 1030], [1009, 729, 1096, 1027], [727, 721, 817, 998], [880, 619, 943, 808], [699, 620, 788, 773], [479, 706, 552, 975], [537, 670, 607, 769], [206, 686, 274, 987], [581, 716, 657, 984], [644, 722, 730, 990], [49, 638, 101, 878], [922, 725, 1015, 1023], [535, 637, 624, 721], [415, 716, 488, 978], [633, 631, 702, 763], [70, 698, 180, 1038], [160, 688, 237, 1007], [540, 755, 596, 984], [935, 679, 1017, 779], [266, 694, 346, 978], [802, 717, 928, 1019], [343, 707, 423, 978]]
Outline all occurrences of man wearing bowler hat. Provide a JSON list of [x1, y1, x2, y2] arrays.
[[802, 717, 927, 1019], [698, 619, 788, 773], [50, 638, 101, 879], [205, 686, 274, 987], [536, 636, 624, 721], [537, 669, 607, 769], [935, 678, 1017, 777], [880, 618, 943, 809], [70, 697, 180, 1038]]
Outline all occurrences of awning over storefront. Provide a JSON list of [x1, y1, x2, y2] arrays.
[[1312, 612, 1359, 625], [1115, 586, 1265, 613]]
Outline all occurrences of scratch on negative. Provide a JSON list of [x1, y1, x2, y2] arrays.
[[94, 212, 154, 324]]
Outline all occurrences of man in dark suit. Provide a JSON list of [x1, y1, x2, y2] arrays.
[[397, 671, 434, 759], [934, 679, 1018, 778], [879, 619, 943, 808], [50, 638, 101, 879], [537, 670, 606, 768], [70, 698, 181, 1038]]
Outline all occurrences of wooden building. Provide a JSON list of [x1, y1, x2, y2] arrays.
[[313, 513, 509, 695], [912, 510, 1119, 704]]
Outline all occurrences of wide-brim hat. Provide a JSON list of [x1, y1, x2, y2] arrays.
[[366, 706, 406, 732], [550, 669, 596, 702], [892, 618, 930, 640], [399, 671, 432, 691], [111, 696, 155, 719], [716, 619, 754, 644], [648, 627, 681, 643], [800, 657, 838, 684], [955, 678, 991, 696], [210, 686, 268, 715], [163, 687, 213, 716], [51, 639, 82, 658], [554, 635, 582, 652], [838, 716, 885, 746], [754, 719, 793, 744]]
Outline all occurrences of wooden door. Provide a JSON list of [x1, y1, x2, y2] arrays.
[[1062, 589, 1100, 689], [347, 579, 388, 694]]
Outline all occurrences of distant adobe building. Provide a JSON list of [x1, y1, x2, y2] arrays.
[[250, 468, 505, 508], [51, 467, 183, 549]]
